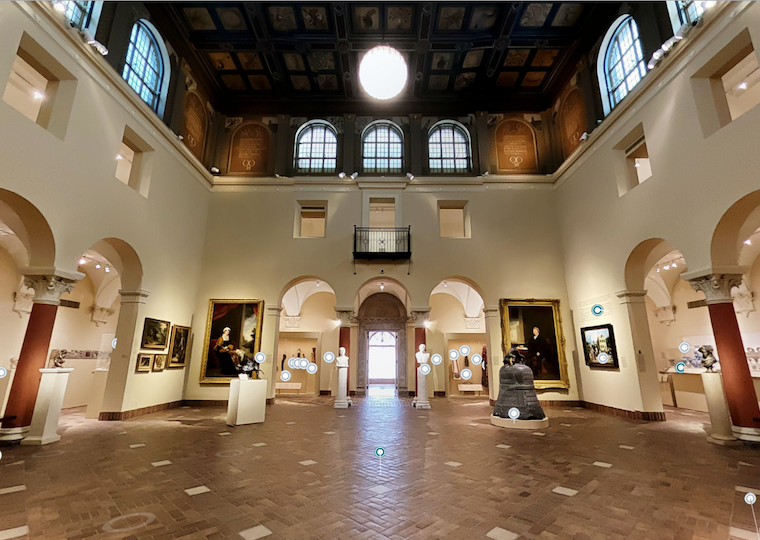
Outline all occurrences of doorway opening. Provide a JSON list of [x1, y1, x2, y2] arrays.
[[368, 331, 397, 397]]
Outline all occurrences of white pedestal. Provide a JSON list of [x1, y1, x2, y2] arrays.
[[85, 368, 109, 420], [21, 368, 73, 446], [227, 378, 267, 426], [415, 366, 431, 409], [701, 372, 740, 446], [490, 414, 549, 430], [334, 366, 350, 408]]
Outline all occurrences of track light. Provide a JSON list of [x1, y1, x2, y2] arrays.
[[350, 172, 359, 180], [745, 239, 752, 245], [338, 172, 346, 178], [105, 266, 110, 273], [656, 266, 660, 273], [95, 263, 101, 269], [210, 166, 220, 175], [406, 172, 414, 180]]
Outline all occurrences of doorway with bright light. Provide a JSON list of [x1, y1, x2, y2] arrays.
[[368, 331, 397, 397]]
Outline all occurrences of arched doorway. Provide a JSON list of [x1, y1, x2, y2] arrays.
[[357, 292, 408, 396]]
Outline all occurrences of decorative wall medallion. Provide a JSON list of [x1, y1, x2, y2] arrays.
[[337, 40, 351, 53], [183, 7, 216, 30], [416, 40, 431, 53]]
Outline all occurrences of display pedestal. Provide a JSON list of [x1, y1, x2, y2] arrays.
[[334, 366, 350, 408], [414, 366, 431, 409], [21, 368, 73, 445], [490, 414, 549, 430], [85, 368, 109, 420], [226, 378, 267, 426], [701, 372, 740, 446]]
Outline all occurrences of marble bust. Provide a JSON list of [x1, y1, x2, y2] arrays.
[[336, 346, 349, 368], [416, 344, 430, 365]]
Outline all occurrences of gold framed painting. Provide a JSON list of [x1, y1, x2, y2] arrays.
[[136, 354, 153, 373], [141, 318, 171, 349], [152, 354, 167, 372], [200, 299, 264, 383], [168, 325, 191, 368], [499, 298, 569, 390]]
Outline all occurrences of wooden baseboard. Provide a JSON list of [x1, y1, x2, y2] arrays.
[[434, 391, 446, 397], [182, 399, 228, 407], [485, 399, 665, 421], [408, 391, 416, 398], [99, 400, 182, 421]]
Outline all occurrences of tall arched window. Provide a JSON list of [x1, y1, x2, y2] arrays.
[[428, 122, 471, 173], [362, 122, 403, 174], [123, 21, 164, 112], [598, 15, 646, 115], [56, 1, 94, 30], [670, 1, 705, 28], [294, 121, 338, 174]]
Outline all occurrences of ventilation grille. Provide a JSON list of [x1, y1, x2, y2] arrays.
[[60, 300, 80, 309], [687, 300, 707, 309]]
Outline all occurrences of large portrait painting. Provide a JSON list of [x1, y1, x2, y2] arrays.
[[168, 325, 191, 368], [499, 299, 569, 389], [581, 324, 619, 369], [141, 318, 171, 350], [200, 300, 264, 383]]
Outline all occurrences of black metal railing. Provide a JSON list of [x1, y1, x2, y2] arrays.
[[353, 226, 411, 260]]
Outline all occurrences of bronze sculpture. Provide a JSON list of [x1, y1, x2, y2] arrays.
[[492, 347, 546, 421]]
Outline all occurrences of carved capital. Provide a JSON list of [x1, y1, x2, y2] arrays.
[[119, 289, 150, 305], [91, 306, 116, 327], [616, 290, 648, 305], [465, 317, 482, 330], [483, 306, 500, 318], [335, 308, 354, 327], [410, 308, 431, 328], [267, 306, 283, 318], [23, 275, 77, 306], [689, 274, 743, 304]]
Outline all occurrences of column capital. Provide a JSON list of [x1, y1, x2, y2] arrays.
[[23, 275, 78, 306], [483, 306, 500, 318], [410, 307, 430, 328], [688, 274, 743, 304], [119, 289, 150, 305], [267, 306, 283, 317], [334, 307, 355, 327], [616, 290, 648, 305]]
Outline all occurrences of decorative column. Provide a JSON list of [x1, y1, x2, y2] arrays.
[[616, 290, 665, 418], [410, 309, 430, 402], [264, 306, 282, 403], [484, 307, 503, 404], [335, 308, 354, 402], [1, 275, 77, 438], [690, 275, 760, 435]]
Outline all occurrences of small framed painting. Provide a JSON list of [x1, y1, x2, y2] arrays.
[[136, 354, 153, 373], [581, 324, 619, 369], [168, 325, 191, 368], [141, 318, 171, 349], [152, 354, 167, 372]]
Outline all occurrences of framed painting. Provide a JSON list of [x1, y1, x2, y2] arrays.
[[141, 318, 171, 349], [136, 354, 153, 373], [168, 325, 191, 368], [200, 299, 264, 383], [499, 299, 569, 389], [152, 354, 167, 372], [581, 324, 619, 369]]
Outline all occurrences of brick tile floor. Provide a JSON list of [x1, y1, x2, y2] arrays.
[[0, 397, 758, 540]]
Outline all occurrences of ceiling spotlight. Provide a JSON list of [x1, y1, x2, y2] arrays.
[[664, 264, 670, 270], [95, 263, 101, 269], [78, 257, 86, 265], [443, 282, 448, 288], [116, 154, 123, 160], [745, 239, 752, 245], [210, 166, 220, 174], [104, 266, 110, 273], [350, 172, 359, 180], [380, 283, 385, 290], [738, 81, 748, 91], [671, 260, 677, 268], [87, 39, 109, 56], [32, 91, 44, 100], [406, 172, 414, 180], [359, 45, 408, 100], [338, 172, 346, 178], [656, 266, 660, 273], [53, 1, 66, 13], [316, 281, 321, 287], [579, 132, 588, 141]]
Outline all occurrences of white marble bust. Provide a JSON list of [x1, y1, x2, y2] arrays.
[[416, 344, 430, 365], [336, 346, 349, 368]]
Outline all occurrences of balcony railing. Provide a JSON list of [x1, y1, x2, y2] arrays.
[[353, 226, 411, 261]]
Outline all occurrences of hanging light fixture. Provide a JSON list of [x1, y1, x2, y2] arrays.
[[359, 45, 408, 100]]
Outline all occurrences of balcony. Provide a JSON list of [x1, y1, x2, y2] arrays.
[[353, 226, 411, 264]]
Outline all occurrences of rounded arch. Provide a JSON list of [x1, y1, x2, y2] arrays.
[[358, 292, 406, 319], [278, 275, 337, 317], [596, 13, 645, 116], [354, 276, 411, 315], [624, 238, 679, 291], [494, 119, 538, 172], [0, 188, 55, 268], [427, 120, 473, 173], [428, 276, 486, 318], [88, 238, 143, 292], [124, 19, 172, 118], [293, 119, 339, 174], [361, 120, 405, 174], [711, 190, 760, 270]]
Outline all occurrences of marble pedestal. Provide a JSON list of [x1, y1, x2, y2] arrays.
[[21, 368, 73, 445], [227, 378, 267, 426], [490, 414, 549, 430], [414, 367, 431, 409], [334, 366, 350, 408], [85, 368, 109, 420], [701, 372, 740, 446]]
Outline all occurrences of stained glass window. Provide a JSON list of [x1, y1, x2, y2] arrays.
[[428, 124, 470, 173], [295, 122, 338, 173], [604, 16, 647, 111], [122, 21, 163, 111], [362, 123, 403, 174]]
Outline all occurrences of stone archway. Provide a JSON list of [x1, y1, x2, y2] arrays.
[[357, 293, 408, 395]]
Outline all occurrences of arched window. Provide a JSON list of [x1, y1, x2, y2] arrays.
[[56, 1, 94, 30], [668, 0, 705, 30], [428, 122, 471, 173], [122, 21, 165, 112], [362, 122, 403, 174], [294, 121, 338, 174], [598, 15, 646, 115]]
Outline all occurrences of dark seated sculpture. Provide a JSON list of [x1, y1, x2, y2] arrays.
[[492, 347, 546, 421]]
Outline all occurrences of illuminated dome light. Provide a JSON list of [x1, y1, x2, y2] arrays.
[[359, 45, 408, 100]]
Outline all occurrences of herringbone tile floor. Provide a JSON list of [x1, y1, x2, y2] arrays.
[[0, 396, 757, 540]]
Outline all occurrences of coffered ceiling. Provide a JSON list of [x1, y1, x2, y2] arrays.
[[146, 2, 623, 115]]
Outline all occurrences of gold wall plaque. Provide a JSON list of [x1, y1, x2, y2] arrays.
[[496, 120, 538, 172], [229, 122, 270, 174], [181, 91, 207, 161]]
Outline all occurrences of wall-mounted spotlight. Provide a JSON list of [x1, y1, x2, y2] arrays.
[[338, 172, 346, 178], [210, 166, 220, 175], [350, 172, 359, 180], [579, 132, 588, 141], [406, 172, 414, 180], [380, 283, 385, 290]]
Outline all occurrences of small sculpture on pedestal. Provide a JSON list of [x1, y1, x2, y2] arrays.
[[491, 347, 548, 429], [698, 345, 718, 372], [334, 347, 351, 408], [414, 344, 431, 409], [53, 349, 68, 368]]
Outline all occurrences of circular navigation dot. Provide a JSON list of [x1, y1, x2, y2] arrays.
[[470, 354, 482, 365], [111, 338, 118, 349], [449, 349, 459, 360], [461, 368, 472, 380], [280, 370, 292, 382], [459, 345, 471, 356], [508, 407, 520, 420], [0, 367, 6, 379], [299, 358, 309, 369], [745, 492, 757, 505], [216, 450, 244, 458], [431, 354, 443, 365], [287, 358, 295, 369], [375, 447, 385, 458], [597, 353, 610, 364], [420, 363, 431, 375], [323, 351, 335, 363], [102, 512, 157, 533], [0, 450, 3, 461], [254, 352, 266, 364], [678, 341, 691, 354], [307, 363, 318, 374], [591, 304, 604, 316], [675, 362, 686, 373]]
